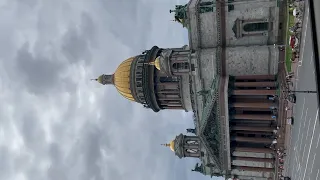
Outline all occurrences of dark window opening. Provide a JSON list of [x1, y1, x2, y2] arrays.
[[243, 22, 269, 32], [228, 0, 234, 12], [172, 62, 190, 70], [199, 2, 214, 13], [191, 64, 195, 71], [159, 76, 179, 83]]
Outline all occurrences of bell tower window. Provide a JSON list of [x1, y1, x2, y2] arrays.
[[172, 62, 189, 70], [159, 76, 179, 83]]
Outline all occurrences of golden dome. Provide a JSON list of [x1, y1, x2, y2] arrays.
[[95, 56, 160, 101], [154, 57, 161, 70], [149, 58, 161, 70], [113, 57, 135, 101], [162, 140, 175, 152], [97, 75, 104, 84], [169, 140, 175, 152]]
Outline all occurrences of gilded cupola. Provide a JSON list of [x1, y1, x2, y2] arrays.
[[162, 140, 176, 152], [94, 57, 136, 101]]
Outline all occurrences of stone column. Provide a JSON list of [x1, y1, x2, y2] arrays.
[[158, 97, 181, 101], [163, 106, 183, 109], [232, 98, 272, 103], [231, 120, 272, 125], [232, 156, 274, 163], [234, 81, 276, 87], [233, 130, 273, 136], [232, 166, 274, 173], [233, 147, 274, 153], [158, 90, 180, 94], [165, 104, 183, 107], [233, 107, 273, 111], [234, 75, 276, 81], [233, 114, 276, 121], [231, 136, 273, 144], [231, 102, 276, 109], [231, 126, 275, 132], [232, 89, 276, 96]]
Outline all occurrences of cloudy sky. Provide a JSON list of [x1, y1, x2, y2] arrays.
[[0, 0, 221, 180]]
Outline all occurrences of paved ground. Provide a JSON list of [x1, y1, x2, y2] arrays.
[[284, 1, 320, 179]]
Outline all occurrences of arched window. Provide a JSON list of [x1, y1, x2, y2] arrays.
[[172, 62, 189, 70], [186, 140, 199, 145], [159, 76, 179, 83], [186, 149, 198, 153], [243, 22, 269, 32]]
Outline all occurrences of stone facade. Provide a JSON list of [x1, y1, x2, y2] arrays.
[[184, 0, 281, 179], [226, 46, 279, 75], [232, 151, 274, 178], [196, 46, 279, 77], [188, 0, 279, 48], [181, 75, 193, 111]]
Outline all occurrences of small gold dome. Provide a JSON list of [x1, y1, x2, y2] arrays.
[[97, 75, 104, 84], [113, 57, 135, 101], [161, 140, 175, 152], [154, 57, 161, 70], [169, 140, 175, 152], [149, 58, 161, 70]]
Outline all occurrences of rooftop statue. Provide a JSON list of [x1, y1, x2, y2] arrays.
[[170, 4, 188, 27], [191, 163, 203, 173], [186, 128, 197, 134]]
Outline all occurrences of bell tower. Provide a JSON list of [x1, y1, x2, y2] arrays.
[[155, 45, 194, 76], [165, 133, 201, 159]]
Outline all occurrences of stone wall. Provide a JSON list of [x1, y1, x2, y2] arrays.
[[181, 75, 193, 111], [188, 0, 200, 49], [188, 0, 279, 48], [226, 46, 279, 76], [231, 149, 273, 178], [226, 5, 278, 46], [200, 12, 218, 48], [199, 48, 217, 91]]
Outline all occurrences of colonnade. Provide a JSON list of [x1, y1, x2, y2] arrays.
[[228, 75, 279, 176]]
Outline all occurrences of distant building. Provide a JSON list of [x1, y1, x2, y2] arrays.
[[94, 0, 282, 179]]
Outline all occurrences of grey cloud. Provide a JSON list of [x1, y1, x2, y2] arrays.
[[0, 146, 12, 179], [48, 122, 105, 180], [17, 106, 49, 162], [14, 41, 78, 95], [99, 0, 152, 50], [47, 143, 68, 180], [79, 124, 104, 180], [80, 12, 97, 47], [48, 143, 62, 164], [0, 0, 210, 180], [21, 111, 46, 151], [15, 42, 64, 94], [60, 12, 97, 65], [16, 0, 39, 8], [61, 27, 92, 65], [26, 166, 46, 180]]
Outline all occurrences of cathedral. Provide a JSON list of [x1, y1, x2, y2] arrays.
[[94, 0, 283, 179]]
